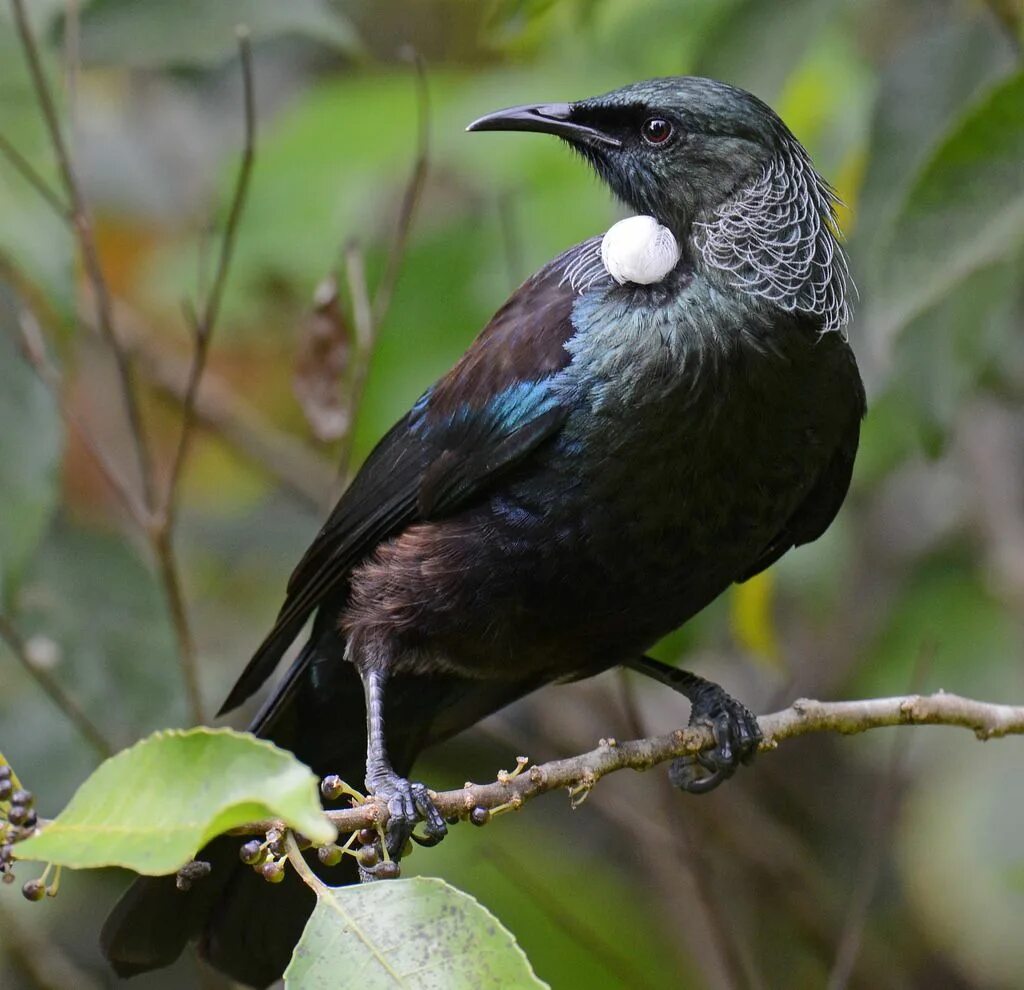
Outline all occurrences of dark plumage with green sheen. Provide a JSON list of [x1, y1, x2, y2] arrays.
[[102, 76, 865, 987]]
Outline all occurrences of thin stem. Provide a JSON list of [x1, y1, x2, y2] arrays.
[[154, 29, 256, 725], [0, 614, 113, 759], [17, 309, 148, 527], [0, 132, 70, 219], [195, 28, 256, 338], [165, 30, 255, 522], [371, 50, 430, 328], [285, 830, 325, 893], [10, 0, 155, 510]]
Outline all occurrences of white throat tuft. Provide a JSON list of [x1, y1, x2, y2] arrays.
[[600, 215, 680, 286]]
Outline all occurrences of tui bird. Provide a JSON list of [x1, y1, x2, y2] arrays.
[[102, 76, 865, 986]]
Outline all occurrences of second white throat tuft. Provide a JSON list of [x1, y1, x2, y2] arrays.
[[600, 215, 680, 286]]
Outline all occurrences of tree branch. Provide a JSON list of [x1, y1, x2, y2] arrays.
[[149, 29, 256, 726], [10, 0, 155, 509], [0, 614, 113, 759], [237, 691, 1024, 838]]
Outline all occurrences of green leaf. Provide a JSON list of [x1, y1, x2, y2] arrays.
[[872, 70, 1024, 340], [72, 0, 363, 68], [15, 728, 336, 872], [285, 877, 548, 990], [0, 286, 62, 606]]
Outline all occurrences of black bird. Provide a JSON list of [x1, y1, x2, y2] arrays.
[[102, 76, 865, 986]]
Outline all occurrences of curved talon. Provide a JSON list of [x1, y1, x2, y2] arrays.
[[368, 773, 447, 861], [670, 686, 762, 795]]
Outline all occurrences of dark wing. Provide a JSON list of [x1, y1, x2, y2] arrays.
[[736, 369, 865, 584], [217, 238, 606, 716]]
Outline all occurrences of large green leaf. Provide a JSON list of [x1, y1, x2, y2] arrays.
[[0, 286, 62, 606], [15, 728, 336, 872], [72, 0, 362, 68], [285, 877, 547, 990], [872, 70, 1024, 340]]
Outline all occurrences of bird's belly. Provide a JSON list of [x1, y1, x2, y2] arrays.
[[349, 398, 821, 681]]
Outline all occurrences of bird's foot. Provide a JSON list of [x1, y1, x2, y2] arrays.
[[367, 772, 447, 864], [669, 682, 761, 795]]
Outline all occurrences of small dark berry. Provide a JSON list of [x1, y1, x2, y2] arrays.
[[7, 805, 28, 827], [239, 840, 264, 866], [357, 828, 376, 847], [445, 815, 460, 827], [22, 878, 45, 902], [317, 844, 343, 867], [470, 806, 491, 827], [0, 779, 12, 801], [320, 775, 344, 801], [0, 765, 11, 780], [11, 790, 32, 808], [375, 860, 400, 880], [357, 846, 379, 869], [176, 876, 192, 892], [0, 844, 12, 863], [22, 811, 37, 830], [267, 837, 285, 858], [260, 861, 285, 884]]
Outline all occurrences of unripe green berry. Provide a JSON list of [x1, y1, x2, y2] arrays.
[[320, 775, 344, 801], [317, 844, 343, 867], [260, 861, 285, 884], [239, 840, 264, 865]]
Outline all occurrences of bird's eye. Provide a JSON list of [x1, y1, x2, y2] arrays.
[[641, 117, 673, 146]]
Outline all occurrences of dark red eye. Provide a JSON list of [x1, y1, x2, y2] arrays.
[[641, 117, 673, 145]]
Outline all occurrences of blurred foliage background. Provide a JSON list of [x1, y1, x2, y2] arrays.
[[1, 0, 1023, 987]]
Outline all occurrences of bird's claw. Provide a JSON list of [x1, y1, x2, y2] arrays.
[[669, 686, 761, 795], [369, 773, 447, 861]]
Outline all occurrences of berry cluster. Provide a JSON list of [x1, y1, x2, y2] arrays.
[[237, 827, 290, 884], [1, 764, 54, 902]]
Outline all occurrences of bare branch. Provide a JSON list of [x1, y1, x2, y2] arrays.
[[0, 614, 113, 759], [165, 30, 255, 522], [10, 0, 155, 509], [235, 691, 1024, 838], [0, 132, 69, 219], [151, 30, 256, 726], [195, 28, 256, 339], [313, 57, 429, 491], [371, 50, 430, 328], [16, 309, 148, 527]]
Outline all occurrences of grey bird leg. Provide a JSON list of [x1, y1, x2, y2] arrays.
[[625, 655, 761, 794], [361, 668, 447, 863]]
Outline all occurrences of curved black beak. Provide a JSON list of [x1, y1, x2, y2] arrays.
[[466, 102, 622, 148]]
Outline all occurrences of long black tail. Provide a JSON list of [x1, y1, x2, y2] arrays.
[[101, 635, 542, 987]]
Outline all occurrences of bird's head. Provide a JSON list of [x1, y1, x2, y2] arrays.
[[469, 76, 851, 333]]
